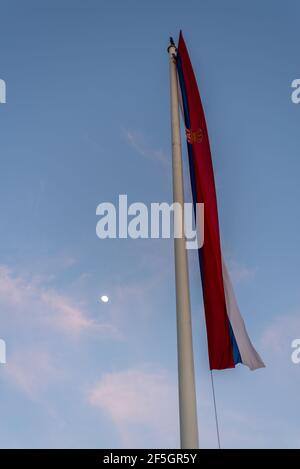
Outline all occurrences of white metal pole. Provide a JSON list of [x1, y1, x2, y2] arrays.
[[168, 38, 199, 449]]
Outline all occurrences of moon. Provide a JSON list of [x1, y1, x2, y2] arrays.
[[100, 295, 109, 303]]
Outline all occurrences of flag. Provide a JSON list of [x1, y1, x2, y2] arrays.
[[176, 31, 264, 370]]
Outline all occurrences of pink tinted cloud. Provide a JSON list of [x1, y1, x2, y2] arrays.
[[0, 264, 118, 338], [4, 349, 59, 398], [88, 367, 178, 448]]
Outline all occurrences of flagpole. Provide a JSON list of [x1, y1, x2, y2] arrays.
[[168, 38, 199, 449]]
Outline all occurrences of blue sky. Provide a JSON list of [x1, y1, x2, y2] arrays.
[[0, 0, 300, 448]]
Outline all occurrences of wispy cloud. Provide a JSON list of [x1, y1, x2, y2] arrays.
[[123, 129, 170, 168], [4, 349, 60, 398], [0, 265, 118, 338], [0, 263, 122, 402], [88, 367, 178, 448], [225, 258, 257, 285]]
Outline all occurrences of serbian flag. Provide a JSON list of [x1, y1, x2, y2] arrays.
[[177, 32, 264, 371]]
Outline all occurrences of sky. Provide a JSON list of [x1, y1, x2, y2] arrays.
[[0, 0, 300, 449]]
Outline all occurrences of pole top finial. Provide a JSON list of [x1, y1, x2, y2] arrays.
[[167, 36, 177, 54]]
